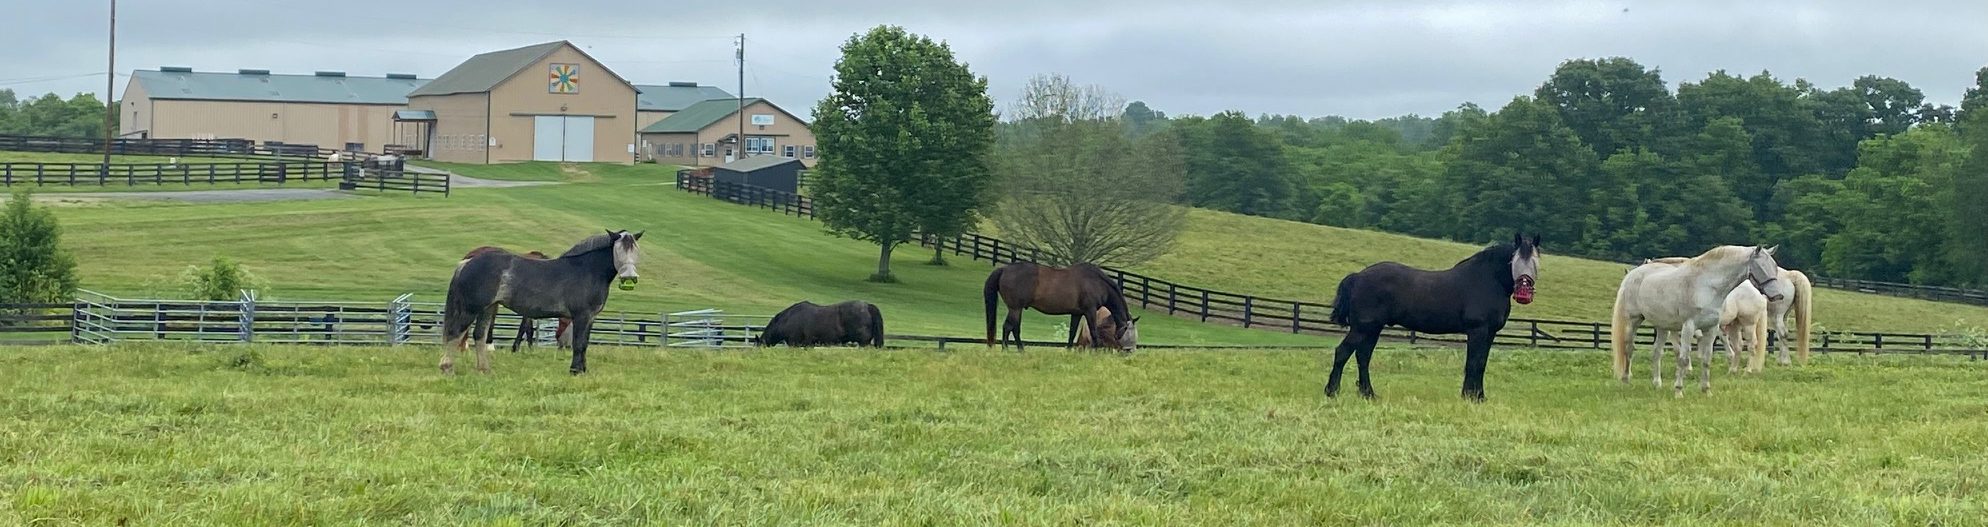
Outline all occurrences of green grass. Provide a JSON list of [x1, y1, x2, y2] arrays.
[[1137, 207, 1988, 333], [1, 344, 1982, 525]]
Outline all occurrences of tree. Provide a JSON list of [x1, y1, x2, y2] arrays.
[[1958, 67, 1988, 133], [809, 26, 997, 282], [0, 190, 80, 306], [1534, 57, 1683, 158], [1949, 111, 1988, 285], [1441, 96, 1597, 244], [990, 74, 1187, 267], [1813, 127, 1967, 283], [1169, 111, 1297, 218], [1851, 75, 1927, 137], [1121, 100, 1168, 138]]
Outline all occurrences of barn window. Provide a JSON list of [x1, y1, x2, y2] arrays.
[[702, 143, 714, 156], [803, 145, 815, 159], [783, 145, 796, 157]]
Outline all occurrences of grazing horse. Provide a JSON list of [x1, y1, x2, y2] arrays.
[[1074, 306, 1142, 353], [1327, 233, 1540, 401], [1762, 268, 1814, 366], [1611, 245, 1778, 396], [983, 262, 1131, 352], [758, 300, 885, 347], [444, 230, 643, 375], [458, 247, 571, 352]]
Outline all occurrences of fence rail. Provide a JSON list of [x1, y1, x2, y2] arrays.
[[672, 172, 1988, 357], [0, 134, 355, 161], [1, 161, 345, 187]]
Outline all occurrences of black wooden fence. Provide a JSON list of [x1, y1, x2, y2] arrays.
[[0, 134, 347, 160], [673, 171, 1988, 357], [1, 161, 344, 187]]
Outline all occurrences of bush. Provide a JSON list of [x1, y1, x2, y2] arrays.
[[180, 256, 264, 301], [0, 189, 80, 305]]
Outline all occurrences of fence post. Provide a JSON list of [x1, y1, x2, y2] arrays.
[[1199, 290, 1209, 322], [237, 289, 257, 343], [1241, 297, 1254, 328], [1591, 323, 1601, 349], [1167, 284, 1178, 315], [1291, 303, 1301, 333], [1529, 321, 1540, 347]]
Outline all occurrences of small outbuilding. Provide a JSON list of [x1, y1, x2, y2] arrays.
[[711, 156, 805, 194]]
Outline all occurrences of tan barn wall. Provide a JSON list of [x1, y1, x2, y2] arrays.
[[696, 100, 818, 167], [487, 46, 637, 164], [119, 77, 152, 138], [145, 99, 404, 152], [406, 93, 490, 164], [638, 132, 708, 166], [635, 110, 675, 133]]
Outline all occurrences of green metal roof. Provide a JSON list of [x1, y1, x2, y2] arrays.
[[131, 69, 425, 104], [635, 83, 734, 112], [393, 109, 437, 120], [641, 98, 763, 133], [405, 41, 573, 97], [717, 155, 803, 172]]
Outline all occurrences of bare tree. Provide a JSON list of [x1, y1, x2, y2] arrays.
[[990, 74, 1188, 267]]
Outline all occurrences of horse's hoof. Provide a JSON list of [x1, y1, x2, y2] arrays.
[[1673, 389, 1684, 398], [439, 364, 454, 375], [569, 368, 586, 375], [1323, 387, 1339, 398]]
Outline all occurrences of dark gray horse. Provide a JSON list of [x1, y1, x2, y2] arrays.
[[758, 300, 885, 348], [443, 230, 643, 375]]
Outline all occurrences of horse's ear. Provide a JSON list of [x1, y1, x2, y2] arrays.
[[1764, 244, 1778, 255], [605, 229, 618, 239], [1512, 232, 1523, 246], [632, 230, 645, 241], [1528, 233, 1541, 248]]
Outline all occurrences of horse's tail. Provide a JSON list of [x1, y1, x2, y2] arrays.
[[1790, 270, 1813, 364], [1610, 277, 1636, 378], [1328, 275, 1356, 326], [984, 266, 1004, 346], [867, 303, 885, 348]]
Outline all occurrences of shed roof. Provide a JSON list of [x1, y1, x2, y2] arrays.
[[130, 69, 425, 105], [635, 82, 733, 112], [717, 155, 804, 172], [641, 97, 764, 133], [407, 40, 633, 97]]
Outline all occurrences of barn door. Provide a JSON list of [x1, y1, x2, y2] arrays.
[[533, 116, 563, 161], [561, 116, 594, 162]]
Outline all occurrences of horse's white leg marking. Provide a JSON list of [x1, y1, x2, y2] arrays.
[[440, 334, 462, 375], [1652, 328, 1668, 389], [1697, 329, 1719, 394], [1723, 323, 1741, 373], [1675, 321, 1694, 397], [1774, 316, 1791, 365]]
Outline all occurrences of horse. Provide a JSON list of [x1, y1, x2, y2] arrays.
[[1762, 268, 1814, 366], [1073, 306, 1142, 353], [1643, 257, 1770, 373], [983, 262, 1131, 352], [458, 247, 572, 353], [1610, 245, 1779, 396], [1326, 233, 1540, 401], [443, 230, 643, 375], [758, 300, 885, 347]]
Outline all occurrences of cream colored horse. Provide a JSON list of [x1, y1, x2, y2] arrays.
[[1611, 246, 1780, 396], [1642, 257, 1770, 374], [1761, 268, 1814, 366]]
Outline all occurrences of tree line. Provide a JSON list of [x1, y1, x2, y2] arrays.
[[1147, 59, 1988, 288], [0, 89, 113, 139]]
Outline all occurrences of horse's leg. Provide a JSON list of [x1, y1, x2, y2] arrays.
[[473, 309, 498, 374], [511, 318, 531, 353], [1619, 316, 1643, 383], [1749, 319, 1768, 373], [1080, 308, 1104, 352], [1651, 328, 1669, 389], [1354, 331, 1381, 399], [1003, 308, 1024, 352], [1773, 316, 1791, 366], [1067, 314, 1082, 348], [1722, 323, 1741, 374], [1324, 330, 1360, 398], [1674, 323, 1694, 397], [1461, 329, 1493, 401], [1696, 328, 1718, 394], [568, 313, 594, 374]]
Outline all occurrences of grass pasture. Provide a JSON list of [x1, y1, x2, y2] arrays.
[[1, 344, 1983, 525]]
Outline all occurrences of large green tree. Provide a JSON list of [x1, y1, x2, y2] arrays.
[[1534, 57, 1684, 158], [1170, 111, 1297, 218], [1441, 96, 1597, 244], [1811, 127, 1968, 283], [809, 26, 997, 282], [0, 190, 80, 306]]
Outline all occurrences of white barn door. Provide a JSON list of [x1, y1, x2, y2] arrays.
[[533, 116, 563, 161], [562, 116, 594, 162]]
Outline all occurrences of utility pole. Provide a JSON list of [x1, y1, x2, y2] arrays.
[[736, 33, 745, 161], [102, 0, 117, 173]]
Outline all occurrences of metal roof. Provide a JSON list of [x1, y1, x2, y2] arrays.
[[407, 40, 634, 97], [717, 155, 804, 172], [130, 69, 425, 105], [635, 83, 734, 112], [393, 109, 437, 121], [640, 97, 764, 133]]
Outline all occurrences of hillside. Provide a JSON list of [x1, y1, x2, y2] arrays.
[[41, 160, 1988, 351]]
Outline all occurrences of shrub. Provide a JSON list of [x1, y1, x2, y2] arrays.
[[180, 256, 264, 301], [0, 189, 80, 306]]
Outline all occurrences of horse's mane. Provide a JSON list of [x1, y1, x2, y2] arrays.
[[1678, 246, 1751, 268], [1458, 243, 1520, 270], [559, 233, 616, 258]]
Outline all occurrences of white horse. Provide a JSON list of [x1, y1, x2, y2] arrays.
[[1641, 257, 1770, 374], [1611, 245, 1779, 396], [1761, 268, 1814, 366]]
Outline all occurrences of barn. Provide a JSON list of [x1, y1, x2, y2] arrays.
[[404, 41, 638, 164], [634, 82, 732, 132], [711, 155, 806, 194], [638, 97, 817, 167], [118, 67, 425, 152]]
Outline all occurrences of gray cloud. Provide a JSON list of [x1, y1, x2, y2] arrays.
[[5, 0, 1984, 120]]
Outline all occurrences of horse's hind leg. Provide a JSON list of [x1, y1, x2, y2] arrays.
[[1460, 329, 1493, 401], [1067, 314, 1082, 348], [1650, 328, 1669, 389], [473, 310, 498, 374], [440, 313, 475, 375], [1722, 324, 1742, 373], [1773, 316, 1791, 365], [1674, 324, 1694, 397], [1353, 331, 1380, 399], [1696, 329, 1718, 394], [1324, 330, 1361, 398], [1003, 309, 1024, 352]]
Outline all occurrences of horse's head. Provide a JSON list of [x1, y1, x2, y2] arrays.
[[1114, 317, 1140, 353], [1509, 232, 1541, 305], [1747, 245, 1779, 290], [606, 229, 645, 291]]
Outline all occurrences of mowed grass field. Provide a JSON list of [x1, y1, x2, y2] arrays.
[[1, 344, 1984, 525], [48, 159, 1988, 338]]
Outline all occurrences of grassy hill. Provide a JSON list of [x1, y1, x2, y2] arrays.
[[40, 161, 1988, 349]]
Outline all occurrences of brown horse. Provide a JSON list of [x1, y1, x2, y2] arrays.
[[459, 247, 571, 352], [1072, 306, 1139, 353], [984, 262, 1132, 351]]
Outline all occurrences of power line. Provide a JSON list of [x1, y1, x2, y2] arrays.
[[0, 72, 104, 87]]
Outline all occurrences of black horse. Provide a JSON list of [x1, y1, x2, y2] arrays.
[[443, 230, 643, 375], [983, 262, 1130, 351], [1326, 233, 1540, 401], [758, 300, 885, 347]]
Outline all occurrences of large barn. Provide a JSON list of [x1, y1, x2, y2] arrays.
[[404, 41, 639, 164], [118, 67, 425, 152]]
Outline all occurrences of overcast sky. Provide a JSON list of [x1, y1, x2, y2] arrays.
[[5, 0, 1984, 120]]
